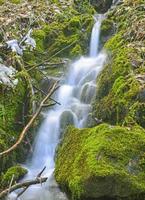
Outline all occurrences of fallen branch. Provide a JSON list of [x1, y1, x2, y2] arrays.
[[42, 103, 56, 107], [27, 40, 77, 72], [0, 177, 47, 199], [16, 166, 46, 199], [0, 81, 58, 157], [39, 61, 65, 68], [8, 175, 15, 196], [37, 166, 46, 178], [33, 85, 61, 105]]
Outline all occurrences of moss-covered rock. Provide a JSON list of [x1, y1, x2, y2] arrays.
[[100, 18, 114, 46], [55, 124, 145, 200], [0, 165, 27, 189]]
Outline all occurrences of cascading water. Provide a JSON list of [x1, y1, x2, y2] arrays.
[[8, 14, 106, 200], [89, 15, 103, 57]]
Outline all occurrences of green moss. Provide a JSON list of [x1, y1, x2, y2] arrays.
[[43, 22, 63, 48], [30, 13, 94, 59], [48, 34, 79, 57], [104, 31, 125, 53], [101, 19, 114, 36], [0, 67, 33, 172], [0, 129, 7, 152], [1, 165, 27, 188], [23, 51, 36, 65], [55, 124, 145, 199], [0, 0, 4, 5], [63, 16, 81, 36], [32, 30, 46, 52], [93, 22, 144, 126], [96, 38, 132, 100], [10, 0, 21, 4], [70, 44, 83, 58], [125, 102, 145, 128], [0, 76, 27, 133], [94, 74, 140, 125], [73, 0, 95, 14]]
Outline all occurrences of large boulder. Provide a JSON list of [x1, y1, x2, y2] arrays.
[[55, 124, 145, 200]]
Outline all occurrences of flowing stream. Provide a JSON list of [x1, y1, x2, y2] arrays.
[[8, 14, 106, 200]]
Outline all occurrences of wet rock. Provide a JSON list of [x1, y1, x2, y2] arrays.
[[138, 89, 145, 102], [80, 82, 96, 104], [90, 0, 113, 13], [59, 110, 76, 137]]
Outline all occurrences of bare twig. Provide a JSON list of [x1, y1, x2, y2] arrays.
[[33, 85, 61, 105], [0, 81, 58, 157], [42, 103, 56, 107], [27, 40, 77, 72], [0, 177, 47, 199], [16, 166, 47, 199], [8, 175, 15, 196], [37, 166, 46, 178], [17, 186, 28, 199]]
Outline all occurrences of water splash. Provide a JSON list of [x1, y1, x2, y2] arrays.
[[8, 15, 106, 200]]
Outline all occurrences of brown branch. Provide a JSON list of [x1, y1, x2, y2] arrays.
[[37, 166, 46, 178], [33, 85, 61, 105], [17, 166, 46, 199], [0, 81, 58, 157], [27, 40, 77, 72], [42, 103, 56, 107], [39, 62, 65, 69], [8, 175, 15, 196], [0, 177, 47, 199], [17, 186, 28, 199]]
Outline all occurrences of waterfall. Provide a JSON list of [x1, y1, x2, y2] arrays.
[[8, 15, 106, 200], [89, 15, 103, 57]]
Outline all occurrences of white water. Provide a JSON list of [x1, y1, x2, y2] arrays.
[[89, 15, 103, 57], [8, 15, 106, 200]]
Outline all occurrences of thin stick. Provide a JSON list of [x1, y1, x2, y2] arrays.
[[8, 175, 14, 196], [17, 166, 47, 198], [27, 40, 77, 72], [0, 177, 47, 199], [0, 81, 58, 157], [33, 85, 61, 105]]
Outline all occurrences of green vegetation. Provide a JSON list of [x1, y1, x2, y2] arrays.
[[10, 0, 21, 4], [0, 0, 145, 199], [55, 124, 145, 199], [0, 0, 4, 5], [93, 0, 145, 127], [1, 165, 27, 188]]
